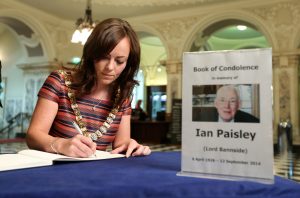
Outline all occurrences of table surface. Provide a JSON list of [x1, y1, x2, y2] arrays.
[[0, 151, 300, 198]]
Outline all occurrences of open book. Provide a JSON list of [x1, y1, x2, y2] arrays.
[[0, 149, 125, 171]]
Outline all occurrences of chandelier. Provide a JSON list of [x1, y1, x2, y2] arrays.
[[71, 0, 95, 45]]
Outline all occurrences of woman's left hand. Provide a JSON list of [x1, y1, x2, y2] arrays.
[[111, 139, 151, 157]]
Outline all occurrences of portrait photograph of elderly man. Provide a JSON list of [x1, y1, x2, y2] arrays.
[[192, 84, 260, 123]]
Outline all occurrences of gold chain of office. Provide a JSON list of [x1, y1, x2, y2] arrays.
[[58, 70, 120, 141]]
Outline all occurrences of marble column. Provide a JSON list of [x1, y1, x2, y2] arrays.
[[163, 59, 182, 118], [273, 54, 299, 143]]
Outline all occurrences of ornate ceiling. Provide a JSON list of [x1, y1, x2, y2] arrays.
[[77, 0, 222, 6], [15, 0, 238, 21]]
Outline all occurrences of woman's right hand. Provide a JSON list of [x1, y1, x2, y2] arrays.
[[54, 135, 97, 158]]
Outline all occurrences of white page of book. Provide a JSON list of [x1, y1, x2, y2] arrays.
[[0, 154, 52, 171], [18, 149, 124, 161]]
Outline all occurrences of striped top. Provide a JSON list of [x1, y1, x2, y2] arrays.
[[38, 70, 132, 151]]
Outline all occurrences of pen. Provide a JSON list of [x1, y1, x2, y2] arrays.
[[72, 121, 96, 158], [72, 121, 83, 135]]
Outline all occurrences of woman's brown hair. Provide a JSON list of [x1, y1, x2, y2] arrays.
[[72, 18, 140, 107]]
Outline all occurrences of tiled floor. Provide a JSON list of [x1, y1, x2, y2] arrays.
[[274, 150, 300, 182], [1, 141, 299, 183]]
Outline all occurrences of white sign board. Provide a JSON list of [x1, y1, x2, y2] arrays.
[[178, 48, 273, 183]]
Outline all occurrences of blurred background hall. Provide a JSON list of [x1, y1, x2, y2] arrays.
[[0, 0, 299, 182]]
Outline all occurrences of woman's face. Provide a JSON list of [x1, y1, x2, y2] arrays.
[[94, 37, 130, 86]]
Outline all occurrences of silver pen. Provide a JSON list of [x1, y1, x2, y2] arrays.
[[72, 121, 83, 135], [72, 121, 96, 158]]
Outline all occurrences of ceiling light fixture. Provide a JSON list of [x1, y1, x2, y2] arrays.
[[71, 0, 95, 45], [157, 66, 162, 73], [237, 25, 247, 31]]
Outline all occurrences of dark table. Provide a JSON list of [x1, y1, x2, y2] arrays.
[[0, 152, 299, 198], [131, 120, 170, 143]]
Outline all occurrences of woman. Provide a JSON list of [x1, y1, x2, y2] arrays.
[[26, 18, 151, 158], [132, 99, 148, 121]]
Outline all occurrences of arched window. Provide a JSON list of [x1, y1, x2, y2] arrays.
[[190, 19, 270, 52]]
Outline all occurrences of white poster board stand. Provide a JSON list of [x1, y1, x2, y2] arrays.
[[178, 48, 273, 184]]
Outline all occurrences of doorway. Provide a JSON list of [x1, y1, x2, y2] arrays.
[[147, 86, 166, 121]]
